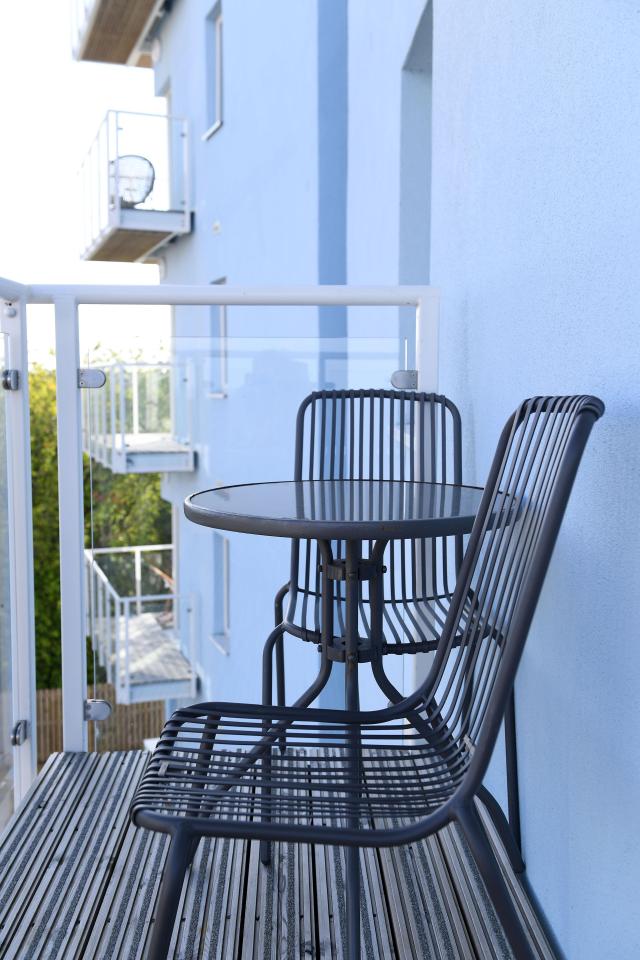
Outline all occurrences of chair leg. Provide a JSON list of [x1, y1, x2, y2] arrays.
[[457, 803, 536, 960], [147, 830, 194, 960], [262, 625, 283, 708], [260, 627, 283, 867], [259, 840, 271, 866], [505, 688, 522, 850], [476, 785, 525, 874], [275, 631, 286, 707], [186, 834, 201, 868]]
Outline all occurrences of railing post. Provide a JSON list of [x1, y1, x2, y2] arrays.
[[54, 295, 88, 751], [1, 291, 37, 800], [123, 598, 131, 705], [118, 364, 126, 460], [109, 367, 116, 469], [413, 287, 440, 694], [134, 546, 142, 616], [132, 366, 140, 436], [415, 287, 439, 394]]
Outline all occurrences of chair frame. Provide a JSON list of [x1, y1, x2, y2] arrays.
[[262, 388, 525, 856], [265, 390, 463, 680], [133, 395, 604, 960]]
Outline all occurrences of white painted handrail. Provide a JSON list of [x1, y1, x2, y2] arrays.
[[27, 283, 435, 307]]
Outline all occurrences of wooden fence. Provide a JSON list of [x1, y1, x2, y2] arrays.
[[37, 684, 165, 765]]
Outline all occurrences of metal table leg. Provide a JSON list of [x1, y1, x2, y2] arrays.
[[344, 540, 361, 959]]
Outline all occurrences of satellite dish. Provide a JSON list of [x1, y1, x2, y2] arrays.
[[110, 155, 155, 208]]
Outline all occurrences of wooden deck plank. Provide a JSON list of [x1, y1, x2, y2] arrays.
[[477, 803, 557, 960], [0, 753, 116, 956], [0, 752, 559, 960], [2, 753, 148, 960], [437, 822, 511, 960]]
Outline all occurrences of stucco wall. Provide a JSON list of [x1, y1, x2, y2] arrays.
[[349, 1, 640, 956]]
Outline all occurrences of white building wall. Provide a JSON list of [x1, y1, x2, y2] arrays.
[[348, 2, 640, 956], [153, 0, 352, 707]]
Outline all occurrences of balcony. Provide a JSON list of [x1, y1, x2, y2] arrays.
[[85, 545, 196, 704], [0, 276, 586, 957], [80, 110, 190, 263], [82, 362, 194, 474], [71, 0, 160, 66]]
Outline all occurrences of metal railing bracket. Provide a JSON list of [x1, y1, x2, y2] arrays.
[[2, 369, 19, 391], [84, 699, 113, 722], [391, 369, 418, 390], [78, 368, 106, 389]]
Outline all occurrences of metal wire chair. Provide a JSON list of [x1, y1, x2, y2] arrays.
[[132, 395, 604, 960], [263, 388, 463, 710]]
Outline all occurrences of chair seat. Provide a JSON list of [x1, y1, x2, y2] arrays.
[[131, 702, 471, 847]]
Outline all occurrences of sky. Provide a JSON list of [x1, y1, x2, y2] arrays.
[[0, 0, 169, 364]]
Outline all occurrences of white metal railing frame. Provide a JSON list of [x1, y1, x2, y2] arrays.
[[82, 361, 193, 469], [0, 279, 37, 806], [0, 279, 438, 759], [79, 109, 191, 259], [84, 544, 196, 704]]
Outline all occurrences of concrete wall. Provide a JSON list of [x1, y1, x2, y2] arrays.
[[349, 1, 640, 956]]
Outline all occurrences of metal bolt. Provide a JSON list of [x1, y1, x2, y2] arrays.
[[3, 303, 17, 318]]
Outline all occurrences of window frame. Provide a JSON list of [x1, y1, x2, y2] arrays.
[[202, 4, 223, 140]]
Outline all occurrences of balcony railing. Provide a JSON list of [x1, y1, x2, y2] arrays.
[[82, 362, 194, 473], [71, 0, 160, 66], [0, 276, 437, 807], [79, 110, 190, 262], [84, 545, 196, 705]]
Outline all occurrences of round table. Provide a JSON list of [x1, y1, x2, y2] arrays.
[[185, 479, 485, 712]]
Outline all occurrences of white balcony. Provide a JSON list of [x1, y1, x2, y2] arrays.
[[71, 0, 160, 66], [80, 110, 190, 262], [82, 362, 194, 474], [85, 545, 196, 705]]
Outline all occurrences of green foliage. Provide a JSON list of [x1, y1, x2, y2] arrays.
[[30, 365, 171, 689], [30, 366, 62, 690]]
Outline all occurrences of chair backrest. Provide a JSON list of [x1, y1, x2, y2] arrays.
[[418, 395, 604, 793], [286, 389, 462, 650]]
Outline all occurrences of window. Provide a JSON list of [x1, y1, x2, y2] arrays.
[[203, 4, 223, 138], [210, 532, 230, 654]]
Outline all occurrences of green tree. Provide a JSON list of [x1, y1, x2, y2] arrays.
[[30, 364, 171, 688]]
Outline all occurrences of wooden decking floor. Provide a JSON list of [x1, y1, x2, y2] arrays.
[[0, 752, 557, 959]]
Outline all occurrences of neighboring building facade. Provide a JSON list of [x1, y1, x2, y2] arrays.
[[75, 2, 640, 957]]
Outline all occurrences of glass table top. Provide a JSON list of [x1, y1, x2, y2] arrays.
[[185, 480, 485, 540]]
